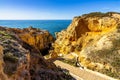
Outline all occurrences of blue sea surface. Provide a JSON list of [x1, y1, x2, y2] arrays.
[[0, 20, 71, 36]]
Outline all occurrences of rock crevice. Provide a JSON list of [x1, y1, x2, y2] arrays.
[[0, 27, 74, 80]]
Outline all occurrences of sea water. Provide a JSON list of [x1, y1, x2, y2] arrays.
[[0, 20, 71, 36]]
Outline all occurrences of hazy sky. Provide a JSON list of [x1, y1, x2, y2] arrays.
[[0, 0, 120, 20]]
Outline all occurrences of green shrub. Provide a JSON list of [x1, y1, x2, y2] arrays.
[[75, 12, 120, 18]]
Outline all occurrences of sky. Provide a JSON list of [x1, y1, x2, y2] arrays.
[[0, 0, 120, 20]]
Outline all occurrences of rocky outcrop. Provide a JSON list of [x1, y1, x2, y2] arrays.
[[6, 27, 54, 55], [0, 27, 74, 80], [52, 12, 120, 79]]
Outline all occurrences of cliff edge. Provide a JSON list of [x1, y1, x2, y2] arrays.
[[52, 12, 120, 79]]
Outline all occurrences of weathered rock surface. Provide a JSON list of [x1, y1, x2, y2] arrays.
[[0, 46, 8, 80], [52, 12, 120, 79], [0, 27, 74, 80], [7, 27, 54, 55]]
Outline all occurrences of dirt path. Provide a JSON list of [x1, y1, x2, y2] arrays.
[[54, 60, 117, 80]]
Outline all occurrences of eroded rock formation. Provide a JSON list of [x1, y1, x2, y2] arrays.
[[0, 27, 74, 80], [6, 27, 54, 55], [52, 12, 120, 79]]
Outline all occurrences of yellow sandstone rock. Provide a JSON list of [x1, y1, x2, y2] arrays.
[[52, 12, 120, 79]]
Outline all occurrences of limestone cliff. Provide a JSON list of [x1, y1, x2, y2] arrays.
[[52, 12, 120, 79], [0, 27, 74, 80], [7, 27, 54, 55]]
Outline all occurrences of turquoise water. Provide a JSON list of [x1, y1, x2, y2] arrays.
[[0, 20, 71, 36]]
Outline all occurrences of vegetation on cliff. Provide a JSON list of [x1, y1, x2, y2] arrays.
[[75, 12, 120, 18], [0, 26, 75, 80], [51, 12, 120, 79]]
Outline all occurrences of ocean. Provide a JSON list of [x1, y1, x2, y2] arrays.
[[0, 20, 71, 36]]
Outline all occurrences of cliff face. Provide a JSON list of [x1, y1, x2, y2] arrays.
[[52, 12, 120, 79], [7, 27, 54, 55], [0, 27, 74, 80]]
